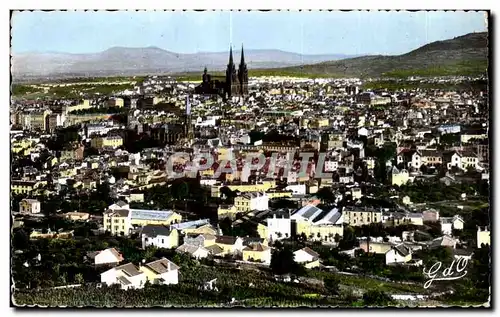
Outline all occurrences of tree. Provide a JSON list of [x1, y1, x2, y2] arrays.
[[270, 246, 304, 276], [362, 290, 394, 306], [334, 234, 341, 243], [316, 187, 336, 204], [338, 227, 358, 250], [172, 181, 189, 201], [298, 232, 307, 242], [323, 275, 339, 294], [420, 164, 428, 174], [219, 217, 233, 236], [12, 229, 30, 250], [219, 186, 237, 203], [74, 273, 85, 284]]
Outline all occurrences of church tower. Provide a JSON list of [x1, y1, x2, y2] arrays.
[[225, 46, 239, 99], [238, 45, 249, 96]]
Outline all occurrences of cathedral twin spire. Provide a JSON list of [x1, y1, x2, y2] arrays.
[[226, 44, 248, 98]]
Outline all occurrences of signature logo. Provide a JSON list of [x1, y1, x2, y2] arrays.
[[423, 257, 469, 289]]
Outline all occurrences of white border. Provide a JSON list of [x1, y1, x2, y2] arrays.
[[2, 1, 498, 316]]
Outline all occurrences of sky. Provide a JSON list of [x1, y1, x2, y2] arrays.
[[11, 10, 488, 55]]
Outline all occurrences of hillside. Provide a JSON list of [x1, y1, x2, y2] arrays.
[[266, 32, 488, 78]]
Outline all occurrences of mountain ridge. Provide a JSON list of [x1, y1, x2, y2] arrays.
[[11, 48, 359, 79], [11, 32, 488, 80]]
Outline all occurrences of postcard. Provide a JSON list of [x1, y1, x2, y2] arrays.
[[10, 9, 491, 308]]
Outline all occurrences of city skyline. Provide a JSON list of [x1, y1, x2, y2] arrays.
[[11, 10, 487, 55]]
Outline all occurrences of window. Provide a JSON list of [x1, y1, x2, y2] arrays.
[[162, 239, 164, 244]]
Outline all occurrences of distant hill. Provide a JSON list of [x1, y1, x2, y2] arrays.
[[11, 32, 488, 81], [268, 32, 488, 78], [11, 47, 357, 80]]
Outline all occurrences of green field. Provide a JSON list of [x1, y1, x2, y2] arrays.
[[381, 60, 488, 78], [11, 82, 136, 99], [363, 79, 488, 91]]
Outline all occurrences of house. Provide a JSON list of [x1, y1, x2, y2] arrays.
[[218, 204, 238, 219], [397, 149, 421, 169], [430, 236, 457, 249], [176, 244, 211, 259], [141, 225, 179, 249], [262, 210, 291, 241], [385, 244, 412, 265], [293, 247, 321, 269], [184, 233, 217, 248], [234, 192, 269, 213], [453, 249, 474, 261], [100, 263, 147, 290], [30, 229, 74, 240], [64, 212, 90, 221], [87, 248, 124, 265], [459, 151, 479, 170], [477, 226, 490, 248], [103, 205, 182, 236], [171, 219, 213, 235], [420, 150, 443, 167], [139, 258, 179, 285], [242, 243, 271, 264], [214, 236, 244, 255], [91, 135, 123, 149], [359, 240, 393, 254], [19, 198, 41, 214], [440, 215, 464, 235], [291, 205, 344, 241], [443, 151, 462, 170], [108, 200, 130, 210], [423, 209, 440, 222], [243, 237, 269, 247], [206, 244, 225, 256], [407, 213, 424, 226], [343, 207, 382, 227], [391, 166, 410, 186]]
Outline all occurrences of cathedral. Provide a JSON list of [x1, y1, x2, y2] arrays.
[[194, 45, 249, 99]]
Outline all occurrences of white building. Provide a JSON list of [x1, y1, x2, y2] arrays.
[[19, 198, 41, 214], [266, 212, 291, 241], [385, 244, 412, 265], [140, 225, 179, 249], [235, 192, 269, 213], [294, 247, 320, 263], [101, 263, 147, 290], [324, 160, 339, 172], [140, 258, 179, 285], [89, 248, 124, 265], [176, 244, 210, 259], [440, 215, 465, 235], [285, 183, 306, 195]]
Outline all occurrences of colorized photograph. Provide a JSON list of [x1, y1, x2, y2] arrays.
[[10, 10, 490, 308]]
